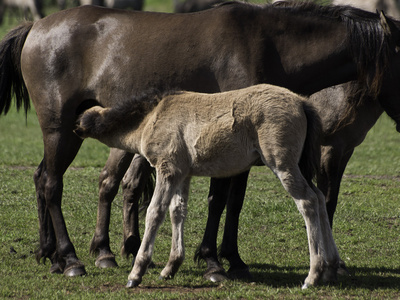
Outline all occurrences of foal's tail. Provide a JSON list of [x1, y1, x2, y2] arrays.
[[299, 101, 322, 185], [0, 22, 33, 116]]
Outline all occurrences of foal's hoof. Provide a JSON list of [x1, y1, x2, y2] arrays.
[[302, 282, 311, 290], [63, 265, 87, 277], [159, 274, 174, 281], [95, 257, 118, 269], [126, 280, 141, 288]]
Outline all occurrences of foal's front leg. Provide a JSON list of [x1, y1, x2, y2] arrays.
[[126, 172, 177, 288], [160, 178, 190, 280]]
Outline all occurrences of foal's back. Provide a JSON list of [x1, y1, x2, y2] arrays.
[[139, 84, 309, 178]]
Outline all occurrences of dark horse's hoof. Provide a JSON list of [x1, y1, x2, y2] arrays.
[[126, 280, 141, 288], [95, 256, 118, 269], [338, 259, 350, 276], [49, 262, 63, 274], [63, 264, 87, 277], [204, 270, 229, 283]]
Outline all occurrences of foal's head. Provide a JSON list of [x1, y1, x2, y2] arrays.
[[74, 92, 160, 140], [74, 90, 181, 140]]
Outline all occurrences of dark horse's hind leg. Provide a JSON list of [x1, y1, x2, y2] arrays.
[[197, 172, 251, 282], [34, 160, 60, 273], [121, 154, 154, 264], [90, 148, 134, 268], [195, 177, 231, 282], [34, 129, 86, 276], [219, 171, 252, 280], [318, 145, 354, 227]]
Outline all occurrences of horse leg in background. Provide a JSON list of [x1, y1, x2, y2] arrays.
[[33, 128, 86, 276], [121, 154, 154, 263], [317, 145, 354, 227], [219, 171, 252, 280], [195, 177, 232, 282], [160, 177, 191, 280], [90, 148, 134, 268], [126, 169, 181, 288]]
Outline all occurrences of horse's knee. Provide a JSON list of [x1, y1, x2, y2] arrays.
[[98, 169, 120, 202], [122, 155, 153, 203], [121, 171, 141, 201]]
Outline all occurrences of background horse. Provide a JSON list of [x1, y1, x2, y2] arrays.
[[78, 0, 144, 10], [174, 0, 224, 12], [0, 0, 44, 24], [0, 2, 399, 278], [74, 84, 339, 289], [333, 0, 400, 18]]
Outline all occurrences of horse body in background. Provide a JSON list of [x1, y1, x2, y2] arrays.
[[78, 0, 143, 10], [0, 2, 399, 280], [74, 84, 339, 289], [174, 0, 224, 13], [0, 0, 44, 24], [333, 0, 400, 18]]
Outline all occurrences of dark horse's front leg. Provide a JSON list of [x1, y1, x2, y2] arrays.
[[120, 154, 154, 263], [196, 171, 251, 282], [90, 148, 134, 268]]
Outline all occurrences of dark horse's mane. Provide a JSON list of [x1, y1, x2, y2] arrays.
[[224, 0, 394, 100], [261, 0, 396, 125]]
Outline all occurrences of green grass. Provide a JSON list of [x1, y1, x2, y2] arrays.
[[1, 1, 400, 299]]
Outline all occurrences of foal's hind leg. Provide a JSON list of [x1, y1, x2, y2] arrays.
[[310, 183, 340, 283], [276, 167, 339, 288], [90, 148, 134, 268]]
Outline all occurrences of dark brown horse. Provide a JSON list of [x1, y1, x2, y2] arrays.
[[0, 2, 399, 279]]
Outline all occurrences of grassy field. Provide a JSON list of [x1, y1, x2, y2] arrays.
[[0, 1, 400, 299]]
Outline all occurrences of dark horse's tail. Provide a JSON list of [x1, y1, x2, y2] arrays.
[[298, 101, 322, 185], [0, 22, 33, 116]]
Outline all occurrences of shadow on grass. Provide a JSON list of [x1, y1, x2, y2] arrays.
[[247, 263, 400, 289]]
